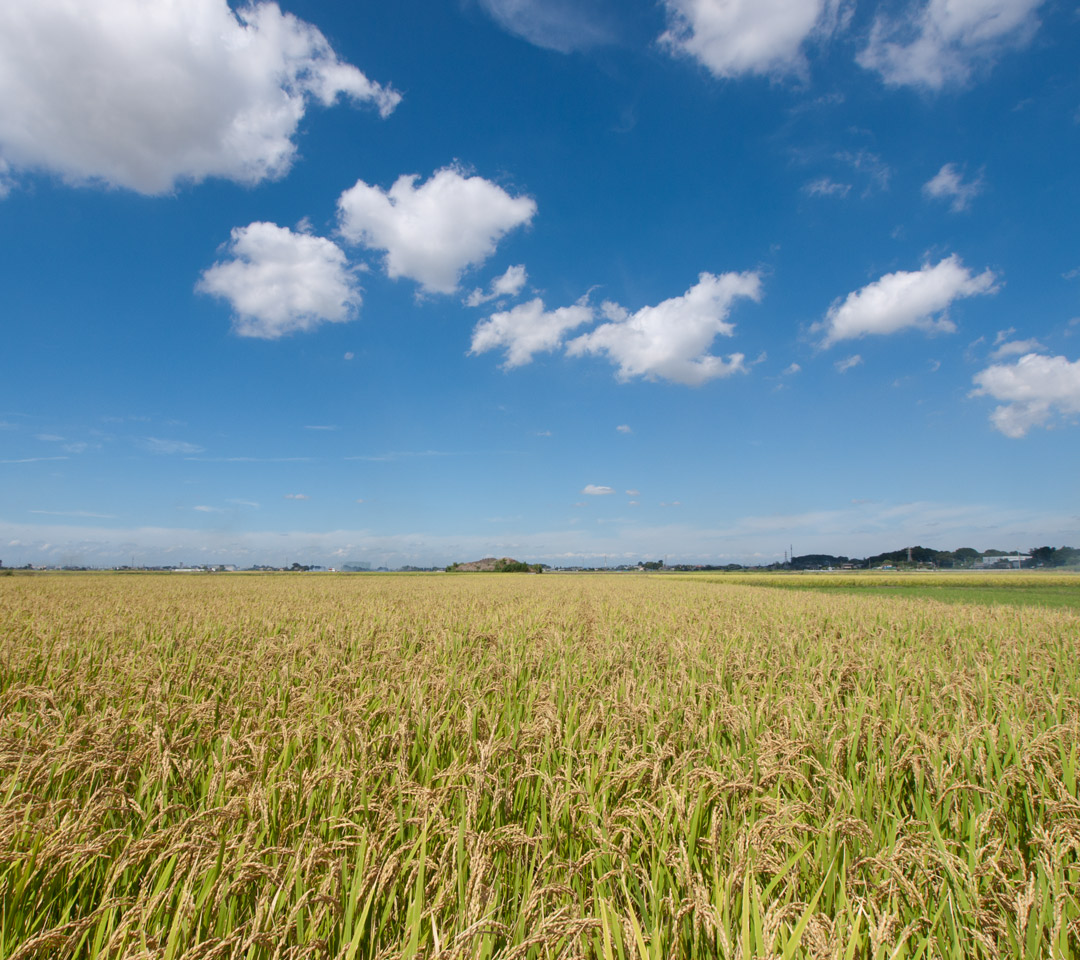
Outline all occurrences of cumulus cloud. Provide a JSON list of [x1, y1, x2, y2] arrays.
[[567, 271, 762, 386], [816, 255, 998, 347], [198, 222, 359, 339], [660, 0, 848, 79], [0, 0, 399, 195], [582, 484, 615, 495], [470, 298, 593, 368], [858, 0, 1045, 89], [923, 163, 984, 211], [337, 166, 536, 294], [835, 354, 863, 373], [465, 265, 528, 307], [971, 353, 1080, 437], [477, 0, 615, 52]]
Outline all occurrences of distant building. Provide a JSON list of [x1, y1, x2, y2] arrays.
[[980, 555, 1029, 568]]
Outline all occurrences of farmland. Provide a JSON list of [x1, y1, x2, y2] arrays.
[[1, 573, 1078, 958], [679, 571, 1080, 613]]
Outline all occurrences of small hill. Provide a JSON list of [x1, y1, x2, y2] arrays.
[[447, 557, 535, 572]]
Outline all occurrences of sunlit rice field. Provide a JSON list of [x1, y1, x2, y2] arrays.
[[1, 572, 1078, 959]]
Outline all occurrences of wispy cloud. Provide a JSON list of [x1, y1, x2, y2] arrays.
[[29, 509, 116, 519], [835, 354, 863, 373], [284, 493, 310, 500], [990, 337, 1046, 360], [143, 437, 205, 455], [343, 450, 451, 462], [582, 484, 614, 495], [304, 425, 338, 431], [226, 499, 261, 508], [803, 177, 851, 198], [616, 424, 632, 434], [923, 163, 984, 212], [1, 456, 69, 464], [185, 456, 311, 463]]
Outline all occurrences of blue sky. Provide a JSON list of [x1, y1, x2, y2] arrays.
[[1, 0, 1078, 568]]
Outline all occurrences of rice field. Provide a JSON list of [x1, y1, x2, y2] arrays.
[[1, 572, 1078, 959]]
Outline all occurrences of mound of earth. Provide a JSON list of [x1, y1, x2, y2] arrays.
[[452, 557, 521, 572]]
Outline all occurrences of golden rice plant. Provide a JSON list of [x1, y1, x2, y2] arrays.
[[0, 572, 1078, 958]]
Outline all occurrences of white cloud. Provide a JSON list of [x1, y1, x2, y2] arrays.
[[582, 485, 615, 495], [803, 177, 851, 198], [0, 0, 399, 195], [470, 298, 593, 368], [817, 255, 998, 347], [193, 505, 223, 513], [198, 222, 359, 339], [142, 437, 204, 455], [337, 166, 536, 294], [835, 354, 863, 373], [477, 0, 615, 52], [782, 362, 802, 375], [567, 271, 761, 386], [660, 0, 848, 79], [971, 353, 1080, 437], [626, 489, 640, 496], [466, 265, 528, 306], [858, 0, 1045, 90], [990, 337, 1046, 360], [923, 163, 984, 211], [284, 493, 310, 501], [0, 456, 69, 464], [616, 424, 632, 434], [304, 425, 338, 431]]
